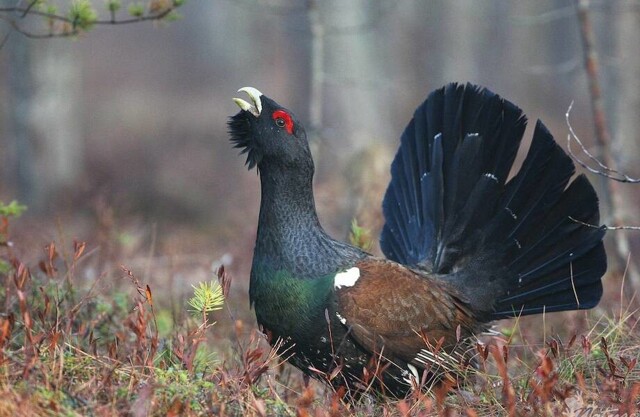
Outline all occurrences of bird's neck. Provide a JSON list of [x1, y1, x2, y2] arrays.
[[258, 165, 320, 231], [255, 166, 325, 266], [252, 165, 363, 281]]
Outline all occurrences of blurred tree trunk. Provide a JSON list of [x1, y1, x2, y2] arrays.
[[321, 0, 391, 154], [2, 33, 82, 211], [310, 0, 393, 236], [31, 42, 83, 204], [612, 6, 640, 174], [439, 1, 478, 82], [575, 0, 640, 293], [611, 3, 640, 292], [4, 30, 37, 207]]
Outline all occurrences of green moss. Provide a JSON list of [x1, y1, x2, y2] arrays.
[[112, 291, 130, 312], [155, 309, 174, 337], [150, 368, 217, 411], [0, 260, 12, 275]]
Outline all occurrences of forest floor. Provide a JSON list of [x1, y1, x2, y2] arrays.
[[0, 202, 639, 417]]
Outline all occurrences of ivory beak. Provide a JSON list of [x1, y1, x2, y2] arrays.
[[233, 87, 263, 117]]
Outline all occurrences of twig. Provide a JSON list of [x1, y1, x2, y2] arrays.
[[19, 0, 38, 19], [569, 216, 640, 231], [566, 103, 640, 183]]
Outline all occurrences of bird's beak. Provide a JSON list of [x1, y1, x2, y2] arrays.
[[233, 87, 263, 117]]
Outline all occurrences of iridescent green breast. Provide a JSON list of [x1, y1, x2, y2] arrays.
[[250, 268, 336, 340]]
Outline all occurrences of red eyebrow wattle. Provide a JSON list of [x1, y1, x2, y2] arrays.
[[272, 110, 294, 135]]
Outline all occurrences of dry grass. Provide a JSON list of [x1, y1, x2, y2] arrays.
[[0, 209, 639, 416]]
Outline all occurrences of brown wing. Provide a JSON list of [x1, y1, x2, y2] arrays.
[[335, 258, 480, 367]]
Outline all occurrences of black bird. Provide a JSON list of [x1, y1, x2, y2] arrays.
[[229, 83, 607, 398]]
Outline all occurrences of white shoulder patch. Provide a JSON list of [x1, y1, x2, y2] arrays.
[[334, 267, 360, 289]]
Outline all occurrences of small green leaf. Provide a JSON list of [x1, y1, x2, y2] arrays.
[[106, 0, 121, 13], [46, 4, 58, 15], [128, 3, 145, 18], [35, 0, 50, 12], [68, 0, 98, 31], [501, 327, 514, 338], [349, 218, 373, 251], [173, 0, 186, 7], [37, 1, 59, 16], [0, 200, 27, 218]]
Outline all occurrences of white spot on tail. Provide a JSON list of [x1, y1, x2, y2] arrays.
[[336, 312, 347, 325], [334, 267, 360, 289], [484, 173, 498, 182], [505, 207, 518, 220]]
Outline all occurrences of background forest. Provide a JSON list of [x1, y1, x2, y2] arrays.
[[0, 1, 639, 415]]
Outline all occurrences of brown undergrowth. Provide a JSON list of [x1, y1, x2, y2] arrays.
[[0, 208, 639, 416]]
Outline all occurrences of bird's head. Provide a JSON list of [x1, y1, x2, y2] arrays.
[[229, 87, 311, 173]]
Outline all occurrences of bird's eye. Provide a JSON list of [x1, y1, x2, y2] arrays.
[[272, 110, 294, 134]]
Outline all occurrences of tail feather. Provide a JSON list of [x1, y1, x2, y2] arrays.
[[380, 83, 607, 320], [494, 244, 605, 317]]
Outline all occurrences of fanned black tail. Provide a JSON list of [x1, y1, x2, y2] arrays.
[[380, 83, 606, 321]]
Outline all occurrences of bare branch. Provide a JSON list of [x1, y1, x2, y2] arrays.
[[565, 102, 640, 183], [0, 7, 74, 23], [0, 14, 74, 38], [20, 0, 38, 19], [569, 216, 640, 231]]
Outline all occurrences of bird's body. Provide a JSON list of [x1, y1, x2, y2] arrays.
[[229, 84, 607, 398]]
